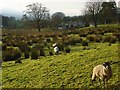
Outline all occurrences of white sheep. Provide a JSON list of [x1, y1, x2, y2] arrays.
[[54, 46, 59, 54], [52, 43, 59, 54], [91, 62, 112, 88]]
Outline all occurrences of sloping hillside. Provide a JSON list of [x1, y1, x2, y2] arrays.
[[2, 43, 120, 89]]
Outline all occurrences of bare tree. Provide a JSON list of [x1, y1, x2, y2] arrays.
[[85, 0, 103, 27], [23, 2, 50, 31]]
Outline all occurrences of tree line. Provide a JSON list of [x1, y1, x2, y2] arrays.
[[84, 0, 119, 27], [1, 15, 24, 29], [2, 0, 120, 31]]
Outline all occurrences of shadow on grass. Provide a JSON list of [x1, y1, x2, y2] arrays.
[[2, 57, 26, 68]]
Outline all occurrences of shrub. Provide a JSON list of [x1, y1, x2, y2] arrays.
[[32, 44, 45, 56], [33, 44, 44, 50], [18, 42, 30, 58], [103, 35, 117, 43], [18, 42, 30, 53], [68, 40, 76, 45], [31, 48, 39, 59], [24, 52, 29, 59], [8, 40, 17, 47], [12, 42, 18, 47], [109, 36, 117, 43], [15, 59, 22, 64], [81, 38, 88, 46], [2, 44, 7, 50], [57, 43, 64, 51], [27, 40, 33, 46], [94, 35, 102, 42], [103, 35, 112, 42], [14, 49, 22, 59], [40, 49, 45, 56], [79, 32, 87, 37], [113, 33, 120, 42], [109, 42, 111, 46], [99, 31, 104, 35], [6, 41, 12, 46], [3, 48, 22, 61], [49, 51, 54, 56], [63, 41, 70, 46], [87, 35, 95, 42], [32, 38, 38, 43], [72, 37, 82, 44], [65, 47, 71, 53], [63, 36, 82, 46], [2, 37, 7, 43], [46, 38, 51, 43], [83, 46, 87, 50]]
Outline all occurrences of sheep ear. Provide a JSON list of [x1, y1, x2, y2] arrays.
[[105, 62, 110, 66]]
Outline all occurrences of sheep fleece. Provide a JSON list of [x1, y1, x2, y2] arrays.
[[92, 65, 112, 80]]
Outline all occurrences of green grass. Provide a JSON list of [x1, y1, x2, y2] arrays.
[[2, 43, 120, 89], [79, 24, 120, 30]]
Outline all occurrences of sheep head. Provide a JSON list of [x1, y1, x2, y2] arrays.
[[103, 62, 110, 68]]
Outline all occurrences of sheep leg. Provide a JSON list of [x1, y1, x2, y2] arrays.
[[91, 81, 94, 87], [91, 79, 95, 86], [106, 79, 108, 88], [91, 75, 96, 86], [103, 79, 106, 89], [99, 78, 102, 87]]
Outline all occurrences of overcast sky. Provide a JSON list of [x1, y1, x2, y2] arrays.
[[0, 0, 120, 19]]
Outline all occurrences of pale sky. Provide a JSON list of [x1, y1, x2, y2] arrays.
[[0, 0, 120, 19]]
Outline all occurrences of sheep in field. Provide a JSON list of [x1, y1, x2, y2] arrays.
[[52, 43, 59, 54], [91, 62, 112, 88]]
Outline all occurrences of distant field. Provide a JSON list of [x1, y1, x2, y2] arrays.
[[2, 43, 120, 89]]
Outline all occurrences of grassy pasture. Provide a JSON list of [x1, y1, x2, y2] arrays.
[[1, 24, 120, 89], [2, 43, 120, 89]]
